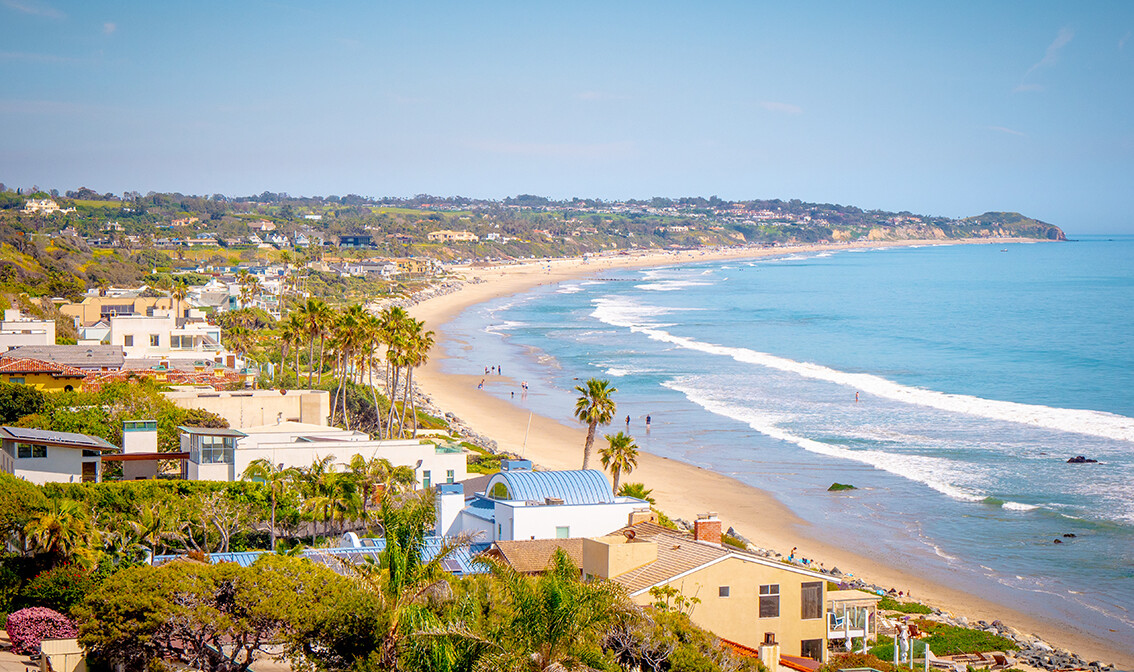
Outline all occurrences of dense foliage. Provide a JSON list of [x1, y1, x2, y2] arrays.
[[4, 606, 78, 654]]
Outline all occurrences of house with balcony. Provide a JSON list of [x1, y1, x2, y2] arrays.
[[182, 421, 468, 485], [580, 519, 834, 663], [0, 426, 116, 484], [108, 310, 224, 361], [434, 461, 652, 543]]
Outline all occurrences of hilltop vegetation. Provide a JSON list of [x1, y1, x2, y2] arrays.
[[0, 184, 1065, 300]]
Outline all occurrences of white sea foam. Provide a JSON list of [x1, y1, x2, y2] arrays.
[[484, 320, 525, 335], [663, 378, 988, 503], [636, 279, 713, 292], [1002, 501, 1039, 511], [591, 297, 1134, 444], [556, 284, 583, 294]]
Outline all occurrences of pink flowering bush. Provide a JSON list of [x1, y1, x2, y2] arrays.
[[4, 607, 78, 654]]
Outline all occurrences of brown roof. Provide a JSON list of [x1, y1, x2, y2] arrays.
[[610, 524, 731, 595], [491, 539, 584, 574], [0, 356, 87, 378]]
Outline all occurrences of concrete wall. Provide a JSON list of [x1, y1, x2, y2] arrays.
[[121, 427, 158, 480], [628, 556, 828, 660], [166, 389, 330, 428], [499, 498, 647, 541]]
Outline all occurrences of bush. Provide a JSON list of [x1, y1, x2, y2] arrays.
[[4, 606, 78, 654], [819, 652, 897, 672], [869, 619, 1018, 658], [878, 595, 933, 614], [21, 564, 101, 615]]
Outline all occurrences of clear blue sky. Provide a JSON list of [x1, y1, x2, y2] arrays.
[[2, 1, 1132, 233]]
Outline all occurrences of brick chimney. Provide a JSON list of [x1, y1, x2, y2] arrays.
[[693, 513, 721, 544]]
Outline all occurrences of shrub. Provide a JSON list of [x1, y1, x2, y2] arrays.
[[819, 652, 898, 672], [869, 619, 1018, 658], [878, 595, 933, 614], [5, 606, 78, 654], [21, 564, 101, 615]]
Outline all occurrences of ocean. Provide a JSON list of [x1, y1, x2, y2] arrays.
[[441, 237, 1134, 652]]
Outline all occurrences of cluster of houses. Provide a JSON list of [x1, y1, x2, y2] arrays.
[[1, 376, 881, 669]]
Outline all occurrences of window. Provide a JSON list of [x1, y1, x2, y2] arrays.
[[719, 586, 730, 598], [123, 335, 134, 347], [800, 581, 823, 620], [8, 377, 25, 385], [150, 334, 160, 347], [800, 639, 824, 662], [446, 469, 455, 484], [555, 526, 570, 539], [497, 523, 502, 538], [490, 482, 509, 499], [16, 444, 47, 459], [759, 584, 780, 618], [422, 470, 431, 488], [194, 435, 234, 464]]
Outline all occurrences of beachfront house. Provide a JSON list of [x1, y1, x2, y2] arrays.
[[435, 461, 653, 543], [182, 420, 468, 486], [0, 426, 117, 484], [163, 386, 330, 429], [583, 518, 833, 663]]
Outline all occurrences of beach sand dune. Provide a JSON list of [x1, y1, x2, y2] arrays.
[[409, 241, 1132, 667]]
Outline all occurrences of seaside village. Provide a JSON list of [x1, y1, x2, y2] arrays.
[[0, 277, 1111, 672]]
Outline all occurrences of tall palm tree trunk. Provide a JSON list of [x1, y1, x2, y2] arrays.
[[307, 337, 316, 388]]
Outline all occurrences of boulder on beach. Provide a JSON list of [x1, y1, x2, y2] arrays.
[[1066, 455, 1098, 463]]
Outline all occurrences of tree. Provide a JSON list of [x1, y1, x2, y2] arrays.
[[477, 549, 630, 670], [600, 431, 638, 492], [347, 455, 415, 528], [573, 378, 618, 470], [242, 459, 296, 551], [0, 472, 47, 553], [617, 482, 655, 505], [170, 281, 188, 318], [24, 499, 99, 566], [77, 555, 353, 672], [298, 298, 332, 388], [0, 382, 46, 423]]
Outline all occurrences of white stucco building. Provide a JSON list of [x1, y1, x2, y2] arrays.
[[182, 421, 468, 486], [0, 426, 116, 484], [107, 310, 224, 360], [436, 461, 652, 543], [0, 309, 56, 352]]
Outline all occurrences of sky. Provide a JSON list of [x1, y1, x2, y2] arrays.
[[2, 1, 1132, 233]]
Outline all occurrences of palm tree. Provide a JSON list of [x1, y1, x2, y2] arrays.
[[126, 502, 176, 564], [379, 306, 411, 438], [170, 280, 188, 319], [330, 305, 367, 428], [573, 378, 618, 470], [242, 459, 296, 551], [24, 499, 99, 565], [280, 313, 306, 385], [403, 320, 434, 438], [478, 549, 630, 671], [617, 482, 655, 505], [348, 455, 416, 528], [298, 298, 333, 387], [600, 431, 638, 492]]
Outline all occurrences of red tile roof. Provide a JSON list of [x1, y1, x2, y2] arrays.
[[0, 357, 87, 378]]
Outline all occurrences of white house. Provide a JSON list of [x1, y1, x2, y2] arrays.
[[182, 421, 468, 486], [0, 309, 56, 352], [0, 426, 116, 484], [108, 310, 224, 360], [435, 461, 651, 543]]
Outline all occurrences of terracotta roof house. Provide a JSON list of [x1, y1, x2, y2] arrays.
[[4, 345, 126, 371], [0, 356, 87, 392]]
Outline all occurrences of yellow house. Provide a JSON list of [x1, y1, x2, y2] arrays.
[[582, 519, 831, 663], [0, 357, 87, 392], [60, 296, 178, 327]]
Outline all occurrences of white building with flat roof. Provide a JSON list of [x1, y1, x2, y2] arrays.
[[108, 310, 224, 360], [0, 309, 56, 352], [182, 421, 468, 486]]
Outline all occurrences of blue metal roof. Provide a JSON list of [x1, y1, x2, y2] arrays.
[[485, 469, 614, 505], [152, 538, 491, 576]]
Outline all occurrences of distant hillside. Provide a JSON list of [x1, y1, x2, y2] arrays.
[[0, 187, 1065, 299]]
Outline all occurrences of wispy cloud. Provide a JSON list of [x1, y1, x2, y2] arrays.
[[759, 101, 803, 115], [1, 0, 64, 19], [1120, 31, 1131, 50], [1027, 27, 1074, 76], [467, 139, 634, 160], [102, 21, 116, 35], [0, 50, 76, 63], [987, 125, 1026, 137], [1012, 83, 1044, 93]]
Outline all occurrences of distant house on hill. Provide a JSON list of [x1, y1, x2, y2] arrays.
[[338, 233, 372, 248], [427, 229, 479, 242]]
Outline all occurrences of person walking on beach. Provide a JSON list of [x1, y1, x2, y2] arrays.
[[625, 414, 631, 428], [477, 378, 484, 389], [855, 391, 859, 403], [645, 414, 651, 431]]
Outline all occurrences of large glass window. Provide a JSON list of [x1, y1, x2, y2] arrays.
[[17, 443, 47, 459], [759, 584, 780, 618], [195, 435, 234, 464], [800, 639, 823, 662], [555, 526, 570, 538]]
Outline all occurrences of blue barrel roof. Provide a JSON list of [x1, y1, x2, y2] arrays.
[[486, 469, 614, 505]]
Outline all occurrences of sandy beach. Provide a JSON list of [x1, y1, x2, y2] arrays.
[[408, 239, 1132, 667]]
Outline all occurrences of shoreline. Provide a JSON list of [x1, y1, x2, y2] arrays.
[[407, 239, 1133, 667]]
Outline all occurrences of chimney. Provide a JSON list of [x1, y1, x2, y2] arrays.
[[694, 513, 721, 544], [758, 633, 780, 671]]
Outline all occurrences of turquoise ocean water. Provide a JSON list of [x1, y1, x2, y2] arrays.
[[442, 237, 1134, 651]]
